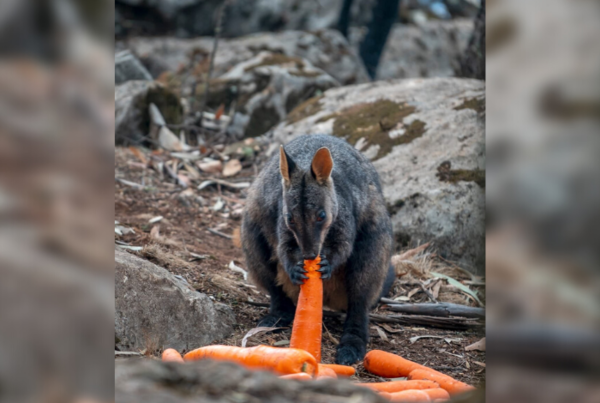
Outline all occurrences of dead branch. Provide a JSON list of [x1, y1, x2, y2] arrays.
[[383, 303, 485, 319], [208, 228, 233, 239]]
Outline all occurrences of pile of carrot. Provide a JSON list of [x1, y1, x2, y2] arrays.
[[158, 258, 478, 402]]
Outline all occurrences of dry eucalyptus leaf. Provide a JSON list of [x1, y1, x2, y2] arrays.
[[223, 159, 242, 177], [465, 337, 486, 351], [371, 325, 388, 341], [241, 327, 286, 347], [197, 160, 223, 174]]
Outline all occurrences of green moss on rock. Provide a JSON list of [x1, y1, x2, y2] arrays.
[[330, 100, 425, 160], [454, 97, 485, 114], [436, 161, 485, 188], [244, 54, 305, 72], [286, 95, 324, 124]]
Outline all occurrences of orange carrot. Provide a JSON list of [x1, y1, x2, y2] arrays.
[[319, 363, 356, 377], [408, 369, 475, 396], [162, 348, 184, 363], [183, 345, 317, 376], [385, 390, 431, 402], [379, 392, 393, 400], [359, 380, 439, 393], [280, 373, 313, 381], [364, 350, 429, 378], [422, 388, 450, 401], [290, 257, 323, 362], [315, 366, 338, 379]]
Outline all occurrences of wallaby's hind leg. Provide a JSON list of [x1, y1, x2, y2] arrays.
[[335, 229, 392, 365], [242, 220, 296, 327]]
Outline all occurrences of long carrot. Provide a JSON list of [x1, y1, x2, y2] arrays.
[[422, 388, 450, 401], [385, 390, 431, 402], [360, 380, 439, 393], [364, 350, 429, 378], [315, 366, 338, 379], [161, 348, 184, 363], [289, 257, 323, 362], [183, 345, 317, 376], [408, 369, 475, 396], [319, 363, 356, 377], [279, 373, 313, 381]]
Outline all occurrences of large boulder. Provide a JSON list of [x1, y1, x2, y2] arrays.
[[270, 78, 485, 274], [126, 29, 370, 86], [115, 81, 183, 145], [116, 0, 375, 39], [115, 50, 153, 85], [116, 358, 387, 403], [350, 19, 473, 80], [115, 250, 235, 352], [210, 51, 339, 139]]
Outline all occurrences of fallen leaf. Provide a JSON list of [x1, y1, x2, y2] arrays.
[[184, 163, 201, 179], [432, 280, 442, 299], [232, 227, 242, 248], [177, 174, 191, 187], [149, 216, 163, 224], [407, 287, 420, 299], [150, 225, 160, 239], [465, 337, 486, 351], [444, 338, 463, 344], [190, 252, 209, 261], [371, 325, 388, 341], [116, 245, 143, 251], [273, 340, 290, 347], [215, 103, 225, 121], [465, 361, 470, 369], [380, 324, 403, 334], [197, 160, 223, 174], [394, 296, 411, 302], [158, 126, 184, 151], [198, 179, 250, 190], [229, 261, 248, 281], [431, 272, 485, 307], [212, 198, 225, 211], [393, 242, 430, 262], [242, 327, 286, 348], [222, 159, 242, 177], [128, 146, 147, 165], [473, 361, 486, 367], [409, 335, 444, 344]]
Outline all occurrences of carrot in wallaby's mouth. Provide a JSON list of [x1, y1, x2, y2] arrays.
[[289, 257, 323, 362]]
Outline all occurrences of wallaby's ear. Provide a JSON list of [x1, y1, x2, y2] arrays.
[[279, 145, 296, 186], [311, 147, 333, 184]]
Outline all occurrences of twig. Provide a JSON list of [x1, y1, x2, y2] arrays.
[[383, 303, 485, 319], [419, 282, 438, 303], [208, 228, 232, 239], [197, 0, 230, 133], [116, 178, 144, 189]]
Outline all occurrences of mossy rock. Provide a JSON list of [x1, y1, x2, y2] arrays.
[[286, 95, 324, 124], [436, 161, 485, 188], [135, 84, 184, 143], [244, 54, 305, 72], [330, 100, 425, 160], [454, 97, 485, 114]]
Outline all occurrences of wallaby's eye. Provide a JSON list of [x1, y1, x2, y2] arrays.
[[287, 214, 295, 225], [317, 210, 326, 222]]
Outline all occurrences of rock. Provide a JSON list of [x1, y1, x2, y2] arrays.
[[127, 29, 369, 86], [115, 50, 152, 85], [116, 0, 375, 39], [211, 51, 339, 139], [115, 250, 235, 352], [350, 19, 473, 80], [269, 77, 485, 274], [115, 358, 387, 403], [458, 2, 485, 79], [115, 81, 183, 146]]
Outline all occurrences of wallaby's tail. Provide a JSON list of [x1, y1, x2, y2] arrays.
[[380, 263, 396, 298]]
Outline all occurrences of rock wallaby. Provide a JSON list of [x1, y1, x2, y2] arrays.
[[241, 134, 395, 364]]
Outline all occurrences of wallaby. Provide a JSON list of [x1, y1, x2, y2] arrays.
[[241, 134, 395, 365]]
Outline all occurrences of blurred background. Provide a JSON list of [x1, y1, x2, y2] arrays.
[[0, 0, 599, 402]]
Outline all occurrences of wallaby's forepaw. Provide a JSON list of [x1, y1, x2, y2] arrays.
[[335, 336, 366, 365], [317, 254, 332, 279], [287, 261, 308, 285], [257, 312, 293, 328]]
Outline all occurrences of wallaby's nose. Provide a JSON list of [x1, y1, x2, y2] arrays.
[[303, 253, 317, 260]]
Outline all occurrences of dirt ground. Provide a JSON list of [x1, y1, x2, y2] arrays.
[[115, 145, 486, 387]]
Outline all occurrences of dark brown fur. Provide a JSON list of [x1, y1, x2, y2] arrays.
[[241, 134, 395, 364]]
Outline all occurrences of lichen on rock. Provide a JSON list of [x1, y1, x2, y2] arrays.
[[330, 100, 425, 160]]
